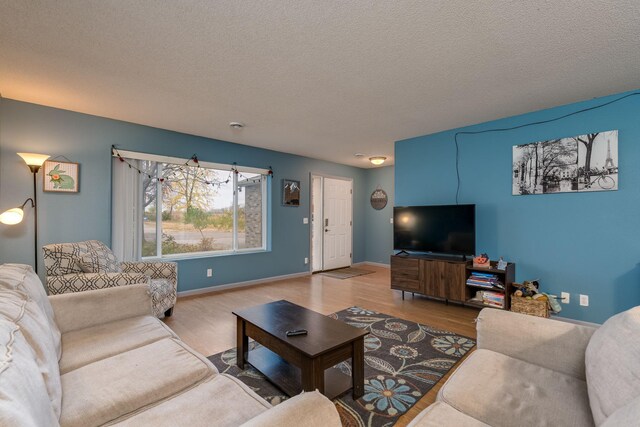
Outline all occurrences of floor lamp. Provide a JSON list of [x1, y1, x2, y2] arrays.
[[0, 152, 50, 273]]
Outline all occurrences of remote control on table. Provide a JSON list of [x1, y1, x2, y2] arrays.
[[286, 329, 308, 337]]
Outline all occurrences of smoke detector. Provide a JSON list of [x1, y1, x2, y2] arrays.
[[229, 122, 245, 129]]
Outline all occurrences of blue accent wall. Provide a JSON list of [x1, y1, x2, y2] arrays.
[[395, 89, 640, 323], [363, 166, 394, 265], [0, 98, 372, 291]]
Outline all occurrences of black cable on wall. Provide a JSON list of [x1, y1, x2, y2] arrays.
[[454, 91, 640, 204]]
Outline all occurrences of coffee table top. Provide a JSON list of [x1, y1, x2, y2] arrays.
[[233, 300, 367, 358]]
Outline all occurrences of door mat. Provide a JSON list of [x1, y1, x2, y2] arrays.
[[320, 267, 376, 279], [207, 306, 475, 426]]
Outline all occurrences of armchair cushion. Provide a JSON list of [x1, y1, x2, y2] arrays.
[[46, 272, 149, 295], [43, 240, 109, 276]]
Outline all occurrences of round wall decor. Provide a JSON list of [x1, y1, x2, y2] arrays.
[[370, 188, 388, 210]]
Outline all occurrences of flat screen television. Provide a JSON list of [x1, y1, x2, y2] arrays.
[[393, 204, 476, 256]]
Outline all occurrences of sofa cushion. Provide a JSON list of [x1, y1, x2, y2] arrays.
[[438, 349, 594, 427], [601, 395, 640, 427], [407, 402, 489, 427], [0, 320, 59, 427], [113, 374, 270, 426], [60, 315, 176, 374], [240, 390, 341, 427], [585, 306, 640, 425], [60, 337, 214, 427], [0, 289, 62, 418], [0, 263, 61, 358]]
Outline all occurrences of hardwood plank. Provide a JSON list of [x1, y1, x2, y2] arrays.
[[163, 265, 480, 427]]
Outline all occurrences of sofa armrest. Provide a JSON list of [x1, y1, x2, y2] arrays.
[[46, 272, 149, 295], [476, 308, 597, 380], [121, 261, 177, 287], [240, 391, 341, 427], [49, 283, 153, 333]]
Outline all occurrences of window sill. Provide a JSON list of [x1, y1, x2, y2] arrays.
[[143, 248, 269, 262]]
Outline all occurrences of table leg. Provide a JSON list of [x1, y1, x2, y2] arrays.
[[236, 317, 248, 369], [352, 338, 364, 399], [301, 356, 324, 394]]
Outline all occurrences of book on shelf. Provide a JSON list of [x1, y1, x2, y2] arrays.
[[466, 273, 504, 290], [480, 290, 505, 308]]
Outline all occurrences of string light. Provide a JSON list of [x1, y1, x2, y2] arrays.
[[111, 146, 272, 187]]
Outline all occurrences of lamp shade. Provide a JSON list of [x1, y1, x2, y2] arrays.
[[0, 208, 25, 225], [369, 156, 387, 166], [17, 152, 50, 167]]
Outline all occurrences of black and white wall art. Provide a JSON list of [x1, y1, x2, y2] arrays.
[[512, 130, 618, 195]]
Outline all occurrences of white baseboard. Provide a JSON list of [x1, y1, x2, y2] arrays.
[[552, 315, 601, 327], [177, 271, 312, 297], [353, 261, 390, 268]]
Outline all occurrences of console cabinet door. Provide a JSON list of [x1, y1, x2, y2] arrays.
[[390, 257, 421, 292], [444, 261, 466, 302], [421, 260, 447, 299]]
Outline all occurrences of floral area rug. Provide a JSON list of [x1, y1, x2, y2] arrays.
[[207, 306, 475, 427]]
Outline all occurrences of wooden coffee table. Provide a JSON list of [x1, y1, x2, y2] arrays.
[[233, 300, 367, 400]]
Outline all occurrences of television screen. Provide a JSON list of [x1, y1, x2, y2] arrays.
[[393, 204, 475, 255]]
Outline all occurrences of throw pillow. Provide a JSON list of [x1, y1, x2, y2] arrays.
[[78, 249, 121, 273]]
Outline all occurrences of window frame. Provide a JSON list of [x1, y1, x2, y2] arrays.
[[114, 149, 270, 260]]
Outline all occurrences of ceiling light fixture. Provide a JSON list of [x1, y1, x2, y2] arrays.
[[369, 156, 387, 166], [354, 153, 365, 157], [229, 122, 244, 129]]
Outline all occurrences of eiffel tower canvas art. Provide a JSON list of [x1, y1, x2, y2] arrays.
[[512, 130, 618, 195]]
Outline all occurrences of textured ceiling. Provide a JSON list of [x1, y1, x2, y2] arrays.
[[1, 1, 639, 168]]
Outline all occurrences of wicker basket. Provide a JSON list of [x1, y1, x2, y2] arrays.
[[511, 296, 549, 318]]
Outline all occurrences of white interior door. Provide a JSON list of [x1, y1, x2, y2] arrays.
[[322, 178, 352, 270]]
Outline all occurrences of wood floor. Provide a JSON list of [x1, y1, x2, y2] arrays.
[[164, 264, 480, 426]]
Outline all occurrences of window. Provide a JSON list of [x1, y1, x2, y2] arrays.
[[112, 150, 269, 260]]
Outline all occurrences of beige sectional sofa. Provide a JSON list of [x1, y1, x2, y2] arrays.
[[0, 263, 341, 426], [408, 307, 640, 427]]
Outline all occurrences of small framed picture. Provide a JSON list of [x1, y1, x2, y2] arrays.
[[282, 179, 300, 207], [43, 160, 79, 193]]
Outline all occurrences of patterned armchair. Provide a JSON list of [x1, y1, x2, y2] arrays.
[[42, 240, 177, 317]]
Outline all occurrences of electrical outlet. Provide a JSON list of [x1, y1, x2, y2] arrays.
[[303, 217, 309, 224], [561, 292, 570, 304], [390, 218, 394, 224], [580, 294, 589, 307], [304, 257, 309, 264], [206, 268, 213, 277]]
